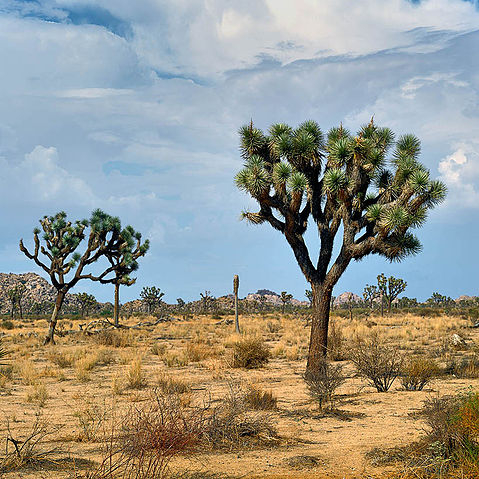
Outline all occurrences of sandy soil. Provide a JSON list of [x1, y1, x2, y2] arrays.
[[0, 312, 477, 478]]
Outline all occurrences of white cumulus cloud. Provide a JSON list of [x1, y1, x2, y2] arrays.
[[439, 146, 479, 208]]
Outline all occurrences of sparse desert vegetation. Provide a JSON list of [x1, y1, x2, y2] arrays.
[[1, 306, 479, 478]]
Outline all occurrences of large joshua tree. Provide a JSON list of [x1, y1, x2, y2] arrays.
[[235, 119, 446, 372], [19, 210, 146, 344]]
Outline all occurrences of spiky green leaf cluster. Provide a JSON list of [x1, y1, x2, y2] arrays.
[[236, 119, 447, 266]]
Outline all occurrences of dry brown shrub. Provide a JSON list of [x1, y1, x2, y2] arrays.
[[400, 358, 440, 391], [350, 334, 403, 392], [84, 391, 204, 479], [0, 414, 60, 473], [303, 360, 346, 410], [231, 336, 270, 369]]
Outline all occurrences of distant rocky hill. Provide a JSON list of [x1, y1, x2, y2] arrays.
[[334, 292, 362, 307], [245, 291, 308, 306], [0, 272, 109, 315], [0, 272, 56, 314]]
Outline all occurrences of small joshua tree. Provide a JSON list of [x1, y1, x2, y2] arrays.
[[377, 273, 407, 314], [7, 288, 17, 320], [427, 292, 454, 308], [76, 293, 97, 318], [235, 119, 446, 372], [7, 283, 26, 319], [140, 286, 164, 314], [200, 290, 213, 314], [363, 284, 380, 311], [19, 210, 141, 345], [305, 289, 313, 307], [103, 225, 150, 326], [280, 291, 293, 314]]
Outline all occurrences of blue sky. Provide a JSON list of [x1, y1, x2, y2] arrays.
[[0, 0, 478, 303]]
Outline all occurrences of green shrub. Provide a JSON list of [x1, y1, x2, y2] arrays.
[[0, 320, 14, 330]]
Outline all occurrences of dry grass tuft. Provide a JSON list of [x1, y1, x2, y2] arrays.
[[95, 330, 134, 348], [243, 384, 277, 410], [156, 373, 191, 395], [25, 384, 48, 407], [231, 336, 270, 369], [126, 357, 147, 389]]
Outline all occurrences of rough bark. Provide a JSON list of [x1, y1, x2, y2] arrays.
[[44, 291, 65, 345], [306, 282, 333, 372]]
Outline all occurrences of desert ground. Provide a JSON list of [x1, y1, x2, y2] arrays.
[[0, 311, 478, 479]]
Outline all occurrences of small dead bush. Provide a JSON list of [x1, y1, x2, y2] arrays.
[[119, 391, 203, 478], [0, 415, 60, 473], [244, 385, 277, 410], [350, 334, 403, 392], [401, 358, 440, 391], [231, 337, 270, 369], [203, 389, 277, 449], [73, 400, 108, 442], [303, 360, 346, 410], [83, 391, 202, 479]]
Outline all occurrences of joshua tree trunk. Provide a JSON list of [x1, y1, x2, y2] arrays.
[[306, 283, 333, 372], [233, 275, 240, 334], [44, 291, 65, 345], [380, 292, 384, 317], [114, 283, 120, 326]]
